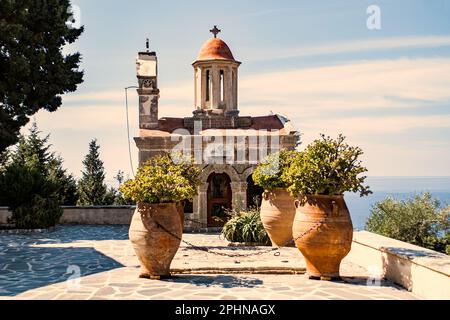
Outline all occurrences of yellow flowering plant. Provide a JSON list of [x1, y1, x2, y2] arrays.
[[120, 154, 201, 204]]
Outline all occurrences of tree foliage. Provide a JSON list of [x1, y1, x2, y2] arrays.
[[0, 161, 63, 229], [77, 139, 111, 206], [48, 155, 78, 205], [120, 154, 201, 204], [252, 150, 298, 191], [108, 170, 133, 205], [0, 122, 77, 228], [0, 0, 84, 153], [366, 193, 450, 255], [284, 134, 372, 197], [8, 122, 78, 205]]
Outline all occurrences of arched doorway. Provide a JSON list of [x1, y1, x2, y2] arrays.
[[183, 200, 193, 214], [247, 175, 264, 210], [207, 173, 232, 227]]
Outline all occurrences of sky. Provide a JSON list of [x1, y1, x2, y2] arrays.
[[27, 0, 450, 182]]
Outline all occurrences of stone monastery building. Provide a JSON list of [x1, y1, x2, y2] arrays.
[[134, 26, 300, 230]]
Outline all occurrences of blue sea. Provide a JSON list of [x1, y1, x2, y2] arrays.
[[346, 177, 450, 230]]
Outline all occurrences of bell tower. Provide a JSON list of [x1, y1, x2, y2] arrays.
[[136, 39, 159, 129], [193, 26, 241, 117]]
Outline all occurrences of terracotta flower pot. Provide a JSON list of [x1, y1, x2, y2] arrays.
[[260, 189, 296, 247], [293, 195, 353, 280], [177, 201, 185, 227], [129, 202, 183, 279]]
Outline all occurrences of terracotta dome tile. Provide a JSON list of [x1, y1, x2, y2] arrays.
[[197, 38, 235, 61]]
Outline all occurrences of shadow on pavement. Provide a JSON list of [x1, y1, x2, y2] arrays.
[[163, 274, 264, 288], [0, 226, 128, 296]]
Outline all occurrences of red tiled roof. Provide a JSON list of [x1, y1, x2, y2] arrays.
[[157, 117, 185, 132], [154, 115, 286, 133], [250, 115, 285, 130]]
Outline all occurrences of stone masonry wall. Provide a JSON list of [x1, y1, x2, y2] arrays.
[[0, 207, 198, 231], [0, 207, 136, 226]]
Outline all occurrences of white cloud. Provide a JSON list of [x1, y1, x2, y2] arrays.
[[240, 58, 450, 114], [241, 35, 450, 61], [67, 57, 450, 115], [238, 58, 450, 175], [30, 57, 450, 177], [64, 82, 192, 105]]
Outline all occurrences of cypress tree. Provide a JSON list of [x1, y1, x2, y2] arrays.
[[12, 122, 51, 174], [77, 139, 109, 205], [48, 155, 79, 206], [0, 122, 77, 228]]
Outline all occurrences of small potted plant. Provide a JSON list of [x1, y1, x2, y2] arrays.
[[284, 134, 372, 280], [252, 150, 299, 247], [120, 154, 200, 279]]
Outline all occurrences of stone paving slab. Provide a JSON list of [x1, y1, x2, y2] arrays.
[[0, 226, 420, 300], [26, 233, 368, 276], [6, 268, 418, 300]]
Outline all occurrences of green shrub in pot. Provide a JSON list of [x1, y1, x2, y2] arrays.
[[252, 150, 298, 191], [252, 150, 300, 247], [284, 134, 372, 197], [285, 134, 372, 279]]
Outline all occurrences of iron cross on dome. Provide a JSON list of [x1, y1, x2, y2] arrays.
[[210, 25, 221, 38]]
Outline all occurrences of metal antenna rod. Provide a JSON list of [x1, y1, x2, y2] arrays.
[[125, 86, 139, 177]]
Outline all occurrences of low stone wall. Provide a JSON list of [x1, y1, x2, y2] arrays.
[[347, 231, 450, 300], [0, 207, 11, 224], [1, 206, 197, 230], [60, 206, 135, 225], [0, 206, 136, 226]]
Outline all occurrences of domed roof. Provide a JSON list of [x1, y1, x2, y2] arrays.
[[197, 38, 235, 61]]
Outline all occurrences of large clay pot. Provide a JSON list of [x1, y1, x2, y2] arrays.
[[177, 201, 185, 227], [293, 195, 353, 279], [129, 202, 183, 279], [260, 189, 296, 247]]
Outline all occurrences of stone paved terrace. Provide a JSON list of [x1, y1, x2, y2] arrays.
[[0, 226, 419, 300]]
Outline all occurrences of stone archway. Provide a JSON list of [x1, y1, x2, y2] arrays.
[[241, 166, 264, 210], [199, 164, 241, 183], [196, 165, 246, 228], [207, 173, 232, 227], [247, 175, 264, 209], [241, 166, 255, 181]]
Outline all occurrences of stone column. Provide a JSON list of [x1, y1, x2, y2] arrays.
[[225, 65, 233, 111], [231, 182, 248, 213], [197, 183, 209, 228], [233, 67, 238, 109], [194, 67, 200, 109], [201, 68, 207, 109], [189, 195, 200, 222], [211, 65, 220, 109]]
